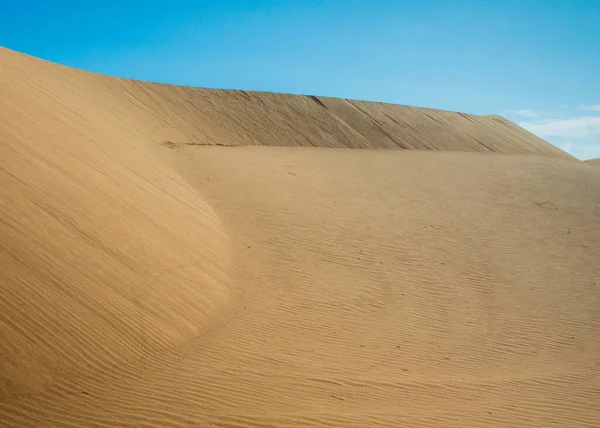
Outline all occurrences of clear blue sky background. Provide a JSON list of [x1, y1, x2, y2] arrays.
[[1, 0, 599, 158]]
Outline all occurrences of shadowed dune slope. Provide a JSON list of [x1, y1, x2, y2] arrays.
[[1, 46, 600, 427], [0, 47, 573, 157], [0, 51, 233, 399]]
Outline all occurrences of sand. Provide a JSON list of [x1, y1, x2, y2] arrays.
[[586, 158, 600, 167], [1, 46, 599, 427]]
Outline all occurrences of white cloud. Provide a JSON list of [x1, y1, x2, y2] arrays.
[[519, 116, 600, 140], [578, 104, 600, 112], [554, 140, 600, 160], [505, 106, 600, 160], [555, 140, 573, 154], [507, 109, 539, 118], [518, 114, 600, 160]]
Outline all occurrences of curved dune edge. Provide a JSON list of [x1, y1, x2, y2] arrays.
[[0, 128, 233, 398], [0, 47, 234, 398], [586, 158, 600, 166]]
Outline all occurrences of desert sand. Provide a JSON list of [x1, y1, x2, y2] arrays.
[[586, 158, 600, 167], [1, 46, 599, 427]]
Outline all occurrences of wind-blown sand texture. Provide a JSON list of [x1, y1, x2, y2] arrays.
[[1, 47, 599, 427]]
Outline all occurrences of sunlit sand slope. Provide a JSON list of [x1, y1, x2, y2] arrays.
[[1, 46, 598, 427]]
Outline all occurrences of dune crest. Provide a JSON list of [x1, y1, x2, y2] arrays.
[[0, 47, 573, 157]]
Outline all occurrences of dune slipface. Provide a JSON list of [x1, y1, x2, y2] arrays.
[[1, 47, 599, 427]]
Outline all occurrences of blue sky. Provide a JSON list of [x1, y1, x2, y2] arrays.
[[1, 0, 599, 159]]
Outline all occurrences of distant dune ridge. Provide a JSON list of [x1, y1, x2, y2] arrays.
[[0, 47, 574, 157], [1, 46, 599, 427], [587, 158, 600, 166]]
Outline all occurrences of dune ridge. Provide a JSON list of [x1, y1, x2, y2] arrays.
[[0, 47, 573, 157], [1, 46, 599, 427]]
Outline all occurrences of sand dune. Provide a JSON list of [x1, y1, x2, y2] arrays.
[[1, 46, 599, 427], [586, 158, 600, 167], [0, 47, 573, 157]]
